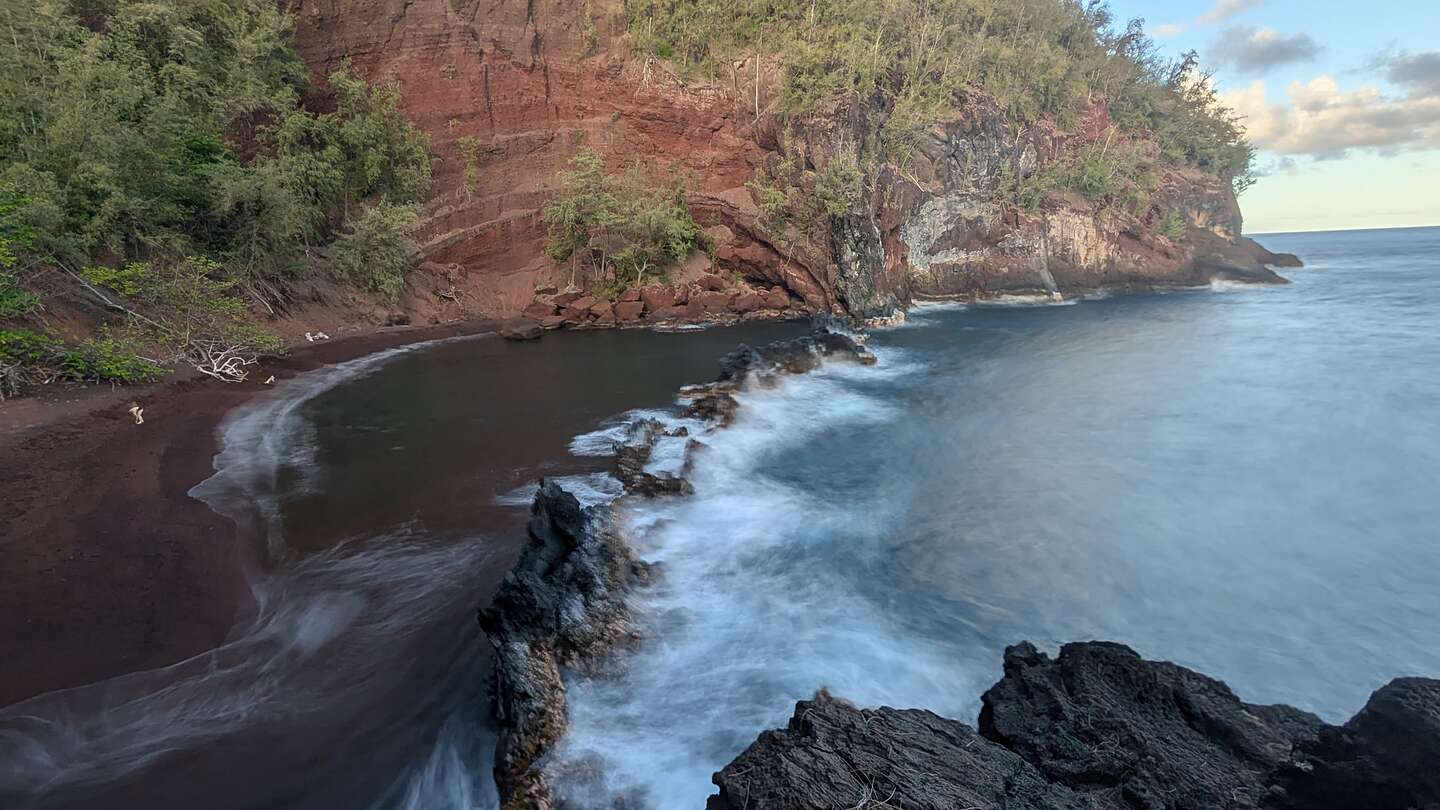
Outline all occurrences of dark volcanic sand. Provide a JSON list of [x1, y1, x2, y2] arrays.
[[0, 320, 502, 708]]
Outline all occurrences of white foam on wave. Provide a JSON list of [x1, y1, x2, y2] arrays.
[[1209, 278, 1282, 292], [2, 335, 500, 808], [191, 335, 482, 561], [975, 292, 1077, 307], [0, 531, 493, 802], [550, 347, 977, 808], [568, 409, 679, 457]]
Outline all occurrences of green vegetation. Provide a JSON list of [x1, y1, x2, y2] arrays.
[[458, 136, 481, 200], [2, 327, 163, 398], [1159, 211, 1187, 239], [543, 148, 702, 292], [813, 154, 863, 216], [580, 4, 599, 57], [745, 169, 792, 231], [626, 0, 1254, 194], [999, 137, 1156, 214], [332, 202, 421, 303], [0, 0, 432, 393]]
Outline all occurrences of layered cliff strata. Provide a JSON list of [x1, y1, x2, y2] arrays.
[[712, 642, 1440, 810], [290, 0, 1300, 327]]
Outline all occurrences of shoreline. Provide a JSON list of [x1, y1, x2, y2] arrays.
[[0, 319, 503, 708], [0, 273, 1295, 710]]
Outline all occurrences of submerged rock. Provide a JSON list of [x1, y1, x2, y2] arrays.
[[716, 642, 1440, 810]]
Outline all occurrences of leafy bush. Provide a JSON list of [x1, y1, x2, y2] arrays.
[[60, 337, 165, 384], [1159, 212, 1187, 239], [81, 263, 149, 297], [0, 1, 431, 303], [543, 148, 702, 290], [1002, 131, 1156, 213], [331, 202, 421, 303], [813, 155, 863, 216], [0, 329, 58, 366], [746, 170, 792, 231], [1, 328, 161, 396], [0, 272, 37, 319]]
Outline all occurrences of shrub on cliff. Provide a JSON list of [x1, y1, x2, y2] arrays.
[[331, 202, 422, 303], [543, 148, 701, 291], [627, 0, 1254, 192]]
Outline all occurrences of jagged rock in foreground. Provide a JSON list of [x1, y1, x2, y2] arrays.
[[480, 327, 877, 809], [477, 481, 646, 807], [708, 692, 1093, 810], [712, 642, 1440, 810], [1275, 677, 1440, 809]]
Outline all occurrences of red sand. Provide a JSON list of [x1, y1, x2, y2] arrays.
[[0, 320, 501, 708]]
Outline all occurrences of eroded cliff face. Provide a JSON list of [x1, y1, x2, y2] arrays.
[[289, 0, 1295, 326]]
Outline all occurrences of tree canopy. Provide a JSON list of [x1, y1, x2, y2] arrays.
[[0, 0, 432, 387], [626, 0, 1253, 188]]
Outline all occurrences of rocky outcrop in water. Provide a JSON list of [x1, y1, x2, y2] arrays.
[[479, 327, 877, 809], [477, 480, 647, 807], [712, 642, 1440, 810]]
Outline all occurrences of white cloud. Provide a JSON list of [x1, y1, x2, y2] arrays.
[[1222, 75, 1440, 158], [1198, 0, 1265, 25], [1153, 0, 1263, 38]]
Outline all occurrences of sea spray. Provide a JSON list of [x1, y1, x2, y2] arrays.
[[478, 327, 879, 809]]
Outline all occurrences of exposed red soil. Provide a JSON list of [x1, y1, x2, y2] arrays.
[[0, 319, 502, 708]]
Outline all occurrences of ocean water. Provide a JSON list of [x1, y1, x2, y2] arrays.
[[552, 226, 1440, 806], [3, 227, 1437, 809]]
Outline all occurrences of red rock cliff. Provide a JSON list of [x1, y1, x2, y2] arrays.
[[288, 0, 1295, 325]]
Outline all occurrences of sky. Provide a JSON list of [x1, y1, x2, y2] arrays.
[[1104, 0, 1440, 233]]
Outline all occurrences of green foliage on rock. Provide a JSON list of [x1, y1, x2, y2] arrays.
[[1159, 211, 1187, 239], [543, 148, 702, 289], [626, 0, 1254, 185], [331, 202, 421, 303], [746, 170, 793, 231], [0, 271, 37, 320], [813, 155, 863, 216]]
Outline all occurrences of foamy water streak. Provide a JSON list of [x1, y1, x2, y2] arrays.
[[551, 346, 984, 807], [0, 337, 497, 810], [191, 336, 477, 561]]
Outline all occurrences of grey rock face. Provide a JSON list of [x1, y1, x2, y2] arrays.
[[709, 693, 1095, 810], [716, 642, 1440, 810], [979, 641, 1323, 810]]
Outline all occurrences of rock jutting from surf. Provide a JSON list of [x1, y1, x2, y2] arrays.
[[477, 323, 877, 808]]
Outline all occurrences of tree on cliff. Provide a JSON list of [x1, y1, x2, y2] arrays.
[[627, 0, 1256, 196], [542, 148, 702, 295]]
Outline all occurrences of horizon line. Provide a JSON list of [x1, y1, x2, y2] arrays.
[[1249, 223, 1439, 236]]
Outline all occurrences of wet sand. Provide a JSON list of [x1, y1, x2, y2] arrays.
[[0, 320, 502, 708]]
